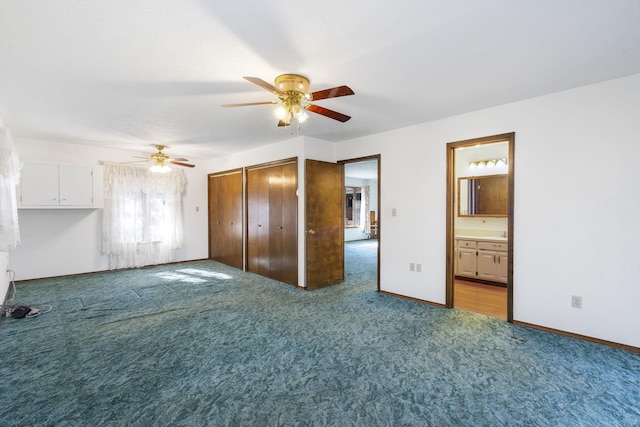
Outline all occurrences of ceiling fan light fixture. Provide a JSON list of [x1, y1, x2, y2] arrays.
[[275, 74, 310, 94], [150, 163, 171, 173], [222, 74, 354, 128], [295, 109, 309, 123], [275, 105, 287, 120]]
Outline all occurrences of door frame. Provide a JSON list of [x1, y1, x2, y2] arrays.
[[446, 133, 515, 321], [339, 154, 381, 292]]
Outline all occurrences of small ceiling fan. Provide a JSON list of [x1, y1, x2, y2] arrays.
[[221, 74, 354, 127], [131, 145, 195, 173]]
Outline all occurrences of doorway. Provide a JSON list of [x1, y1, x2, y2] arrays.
[[340, 155, 380, 292], [446, 133, 514, 321]]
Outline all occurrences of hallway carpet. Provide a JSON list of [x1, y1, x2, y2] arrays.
[[1, 240, 639, 426]]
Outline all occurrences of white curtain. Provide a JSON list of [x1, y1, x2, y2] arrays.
[[0, 123, 22, 251], [361, 185, 370, 234], [102, 163, 185, 269]]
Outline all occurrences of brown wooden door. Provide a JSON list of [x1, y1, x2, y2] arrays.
[[280, 162, 298, 285], [305, 159, 344, 290], [247, 161, 298, 285], [208, 170, 243, 269], [247, 166, 269, 275]]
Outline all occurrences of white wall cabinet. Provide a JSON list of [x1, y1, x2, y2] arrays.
[[18, 162, 103, 209], [455, 238, 507, 284]]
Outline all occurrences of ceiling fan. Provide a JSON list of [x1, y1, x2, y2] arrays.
[[131, 145, 195, 173], [221, 74, 354, 127]]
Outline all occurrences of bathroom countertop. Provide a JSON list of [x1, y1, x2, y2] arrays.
[[455, 235, 508, 242]]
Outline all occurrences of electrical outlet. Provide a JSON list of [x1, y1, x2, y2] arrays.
[[416, 263, 422, 272], [571, 295, 582, 309], [409, 263, 415, 272], [392, 208, 397, 217]]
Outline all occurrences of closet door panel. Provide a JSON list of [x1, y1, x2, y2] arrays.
[[269, 165, 284, 280], [208, 174, 222, 260], [248, 167, 271, 276], [280, 162, 298, 285], [246, 160, 298, 285], [256, 167, 271, 275], [247, 168, 260, 273], [208, 170, 243, 269]]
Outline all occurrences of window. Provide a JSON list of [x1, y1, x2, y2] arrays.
[[102, 164, 185, 269]]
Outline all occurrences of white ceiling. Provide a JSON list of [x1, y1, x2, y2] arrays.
[[1, 0, 639, 159]]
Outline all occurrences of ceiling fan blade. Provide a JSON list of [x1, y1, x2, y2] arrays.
[[221, 101, 278, 108], [307, 104, 351, 122], [310, 85, 354, 101], [170, 161, 196, 168], [243, 77, 284, 96], [277, 120, 288, 127], [168, 157, 188, 162]]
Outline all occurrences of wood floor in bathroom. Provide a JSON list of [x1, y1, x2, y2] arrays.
[[454, 279, 507, 320]]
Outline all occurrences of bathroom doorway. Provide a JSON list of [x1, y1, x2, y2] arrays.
[[446, 133, 514, 321]]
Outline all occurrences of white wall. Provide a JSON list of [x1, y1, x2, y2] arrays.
[[8, 139, 212, 280], [334, 73, 640, 347]]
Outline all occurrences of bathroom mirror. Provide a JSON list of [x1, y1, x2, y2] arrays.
[[458, 175, 508, 217]]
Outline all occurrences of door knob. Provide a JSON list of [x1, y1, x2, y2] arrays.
[[306, 229, 315, 235]]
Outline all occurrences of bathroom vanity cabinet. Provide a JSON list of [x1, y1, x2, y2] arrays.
[[455, 238, 507, 284]]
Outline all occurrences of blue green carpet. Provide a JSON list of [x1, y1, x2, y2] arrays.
[[1, 240, 639, 426]]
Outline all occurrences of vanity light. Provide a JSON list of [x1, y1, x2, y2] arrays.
[[468, 158, 507, 170]]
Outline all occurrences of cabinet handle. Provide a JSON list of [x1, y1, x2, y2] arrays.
[[494, 255, 496, 263]]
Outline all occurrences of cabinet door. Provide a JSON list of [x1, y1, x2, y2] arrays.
[[20, 163, 59, 206], [496, 252, 508, 283], [457, 248, 477, 278], [477, 250, 498, 281], [59, 165, 93, 206]]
